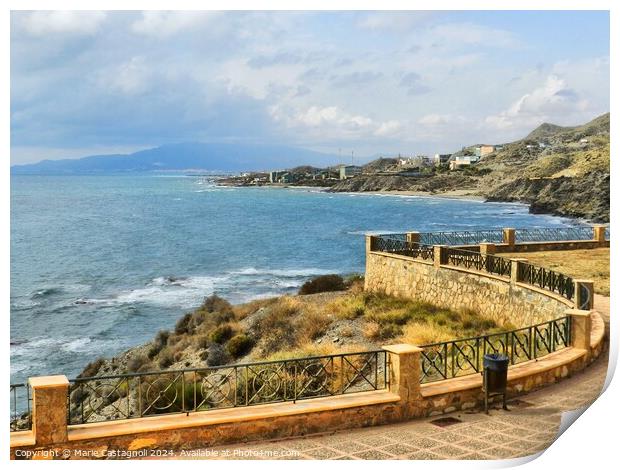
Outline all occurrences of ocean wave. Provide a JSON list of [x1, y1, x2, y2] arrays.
[[30, 287, 64, 299], [231, 267, 336, 277], [77, 275, 228, 309]]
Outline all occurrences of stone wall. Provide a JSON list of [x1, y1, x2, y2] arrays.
[[365, 251, 572, 328]]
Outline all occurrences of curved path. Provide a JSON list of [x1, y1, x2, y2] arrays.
[[153, 297, 610, 461]]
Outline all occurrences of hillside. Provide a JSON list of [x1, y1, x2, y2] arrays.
[[10, 143, 343, 174], [331, 113, 610, 222], [66, 276, 507, 423]]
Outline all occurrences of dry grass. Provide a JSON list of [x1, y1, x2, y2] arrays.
[[500, 248, 609, 296]]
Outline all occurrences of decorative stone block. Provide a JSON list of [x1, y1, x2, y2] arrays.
[[29, 375, 70, 446]]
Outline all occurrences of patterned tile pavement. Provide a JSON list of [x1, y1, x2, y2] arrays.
[[159, 347, 608, 460]]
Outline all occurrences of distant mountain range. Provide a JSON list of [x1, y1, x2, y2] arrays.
[[10, 143, 346, 175]]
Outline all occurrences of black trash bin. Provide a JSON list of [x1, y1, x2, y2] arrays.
[[482, 353, 509, 413]]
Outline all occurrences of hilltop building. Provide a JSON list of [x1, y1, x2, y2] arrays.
[[449, 155, 479, 170], [474, 145, 495, 157], [339, 165, 363, 180], [269, 171, 292, 184], [434, 153, 452, 166]]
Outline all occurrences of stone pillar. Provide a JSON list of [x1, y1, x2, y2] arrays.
[[574, 279, 595, 311], [365, 234, 376, 254], [479, 243, 496, 255], [365, 235, 377, 292], [503, 228, 516, 247], [510, 258, 528, 284], [406, 231, 420, 246], [29, 375, 70, 446], [433, 245, 447, 268], [593, 225, 607, 245], [567, 309, 593, 350], [382, 344, 423, 406]]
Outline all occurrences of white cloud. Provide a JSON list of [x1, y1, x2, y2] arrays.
[[375, 120, 403, 137], [357, 12, 434, 32], [131, 11, 220, 38], [271, 104, 404, 141], [485, 75, 589, 130], [429, 23, 519, 49], [418, 114, 454, 126], [294, 106, 373, 130], [105, 57, 151, 95], [17, 11, 106, 36]]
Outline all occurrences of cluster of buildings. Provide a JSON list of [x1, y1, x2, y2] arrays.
[[391, 144, 500, 172], [264, 144, 503, 185]]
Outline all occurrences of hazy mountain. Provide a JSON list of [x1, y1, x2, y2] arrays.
[[10, 142, 345, 175]]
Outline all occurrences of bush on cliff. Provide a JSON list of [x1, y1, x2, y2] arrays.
[[210, 324, 234, 344], [299, 274, 346, 295], [226, 334, 254, 358]]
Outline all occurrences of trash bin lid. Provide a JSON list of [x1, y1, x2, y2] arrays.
[[483, 353, 509, 362]]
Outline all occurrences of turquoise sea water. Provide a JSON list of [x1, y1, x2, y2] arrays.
[[10, 174, 588, 382]]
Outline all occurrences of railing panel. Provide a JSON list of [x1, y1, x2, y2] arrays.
[[517, 263, 574, 300], [444, 247, 511, 279], [372, 237, 434, 261], [419, 230, 504, 246], [419, 317, 571, 383], [514, 227, 594, 242], [68, 351, 387, 425], [10, 383, 32, 432]]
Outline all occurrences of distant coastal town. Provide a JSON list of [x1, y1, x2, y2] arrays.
[[218, 113, 609, 224], [219, 144, 501, 188]]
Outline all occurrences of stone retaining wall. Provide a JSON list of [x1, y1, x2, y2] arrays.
[[364, 250, 572, 327]]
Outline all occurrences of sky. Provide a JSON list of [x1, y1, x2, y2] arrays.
[[10, 10, 610, 165]]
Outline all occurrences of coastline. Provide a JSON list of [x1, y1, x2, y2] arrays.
[[217, 182, 487, 202], [359, 189, 485, 201]]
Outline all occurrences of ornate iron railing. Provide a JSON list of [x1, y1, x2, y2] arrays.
[[518, 263, 575, 300], [419, 230, 505, 246], [371, 236, 434, 261], [514, 227, 594, 242], [444, 247, 512, 278], [419, 317, 571, 383], [10, 383, 31, 432], [67, 350, 387, 425]]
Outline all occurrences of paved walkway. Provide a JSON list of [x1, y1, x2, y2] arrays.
[[158, 349, 608, 460]]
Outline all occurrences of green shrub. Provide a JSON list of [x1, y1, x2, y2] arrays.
[[175, 313, 194, 335], [158, 350, 174, 369], [226, 334, 254, 358], [196, 334, 211, 350], [78, 358, 105, 378], [209, 324, 234, 344], [299, 274, 346, 295], [127, 354, 150, 373], [201, 294, 234, 314]]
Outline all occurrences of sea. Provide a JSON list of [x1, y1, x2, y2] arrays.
[[9, 174, 589, 383]]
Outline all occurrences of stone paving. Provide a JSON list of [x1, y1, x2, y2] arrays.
[[160, 347, 608, 460]]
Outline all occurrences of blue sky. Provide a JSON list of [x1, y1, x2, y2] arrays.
[[10, 10, 609, 164]]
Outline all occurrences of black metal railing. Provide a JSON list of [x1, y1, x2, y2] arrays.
[[419, 317, 571, 383], [371, 236, 434, 261], [374, 226, 600, 248], [444, 247, 512, 278], [419, 230, 505, 246], [518, 263, 575, 300], [10, 383, 31, 432], [514, 227, 594, 242], [67, 350, 388, 425]]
